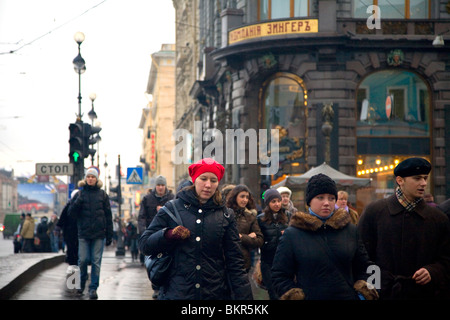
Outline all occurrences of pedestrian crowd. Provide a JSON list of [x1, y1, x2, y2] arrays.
[[14, 212, 63, 254], [12, 157, 450, 301]]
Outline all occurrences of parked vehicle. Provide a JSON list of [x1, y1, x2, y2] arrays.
[[2, 213, 21, 239]]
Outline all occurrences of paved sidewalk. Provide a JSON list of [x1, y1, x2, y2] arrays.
[[0, 252, 65, 299], [2, 246, 268, 300]]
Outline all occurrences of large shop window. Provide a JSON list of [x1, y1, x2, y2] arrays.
[[258, 0, 309, 20], [261, 73, 308, 179], [356, 69, 432, 204], [356, 70, 430, 139], [353, 0, 430, 19]]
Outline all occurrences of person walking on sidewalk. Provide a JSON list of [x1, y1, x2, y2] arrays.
[[272, 174, 377, 300], [21, 213, 35, 253], [226, 184, 263, 273], [69, 167, 113, 300], [57, 189, 80, 274], [358, 158, 450, 299], [139, 158, 253, 300], [137, 175, 174, 298]]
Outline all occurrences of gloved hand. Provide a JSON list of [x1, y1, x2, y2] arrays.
[[164, 226, 191, 241], [105, 239, 112, 246]]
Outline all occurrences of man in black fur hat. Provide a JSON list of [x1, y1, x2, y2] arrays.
[[358, 157, 450, 299]]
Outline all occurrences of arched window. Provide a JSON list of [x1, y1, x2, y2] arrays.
[[260, 73, 308, 177], [258, 0, 309, 21], [356, 69, 432, 202]]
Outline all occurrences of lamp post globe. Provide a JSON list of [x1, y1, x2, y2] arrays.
[[74, 31, 85, 45]]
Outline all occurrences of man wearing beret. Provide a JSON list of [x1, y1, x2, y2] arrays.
[[358, 157, 450, 299]]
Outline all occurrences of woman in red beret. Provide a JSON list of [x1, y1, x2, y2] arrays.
[[139, 158, 253, 300]]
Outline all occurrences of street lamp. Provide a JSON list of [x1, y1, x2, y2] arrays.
[[88, 93, 102, 166], [73, 32, 86, 121], [88, 93, 97, 125]]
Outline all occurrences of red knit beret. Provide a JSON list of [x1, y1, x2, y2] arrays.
[[188, 158, 225, 182]]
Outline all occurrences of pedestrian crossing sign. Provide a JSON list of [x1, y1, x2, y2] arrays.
[[126, 167, 143, 184]]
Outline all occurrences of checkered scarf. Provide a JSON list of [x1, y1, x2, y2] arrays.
[[396, 187, 422, 212]]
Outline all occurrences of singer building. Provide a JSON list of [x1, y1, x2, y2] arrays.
[[172, 0, 450, 211]]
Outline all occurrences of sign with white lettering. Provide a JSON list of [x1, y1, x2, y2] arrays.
[[36, 163, 74, 176]]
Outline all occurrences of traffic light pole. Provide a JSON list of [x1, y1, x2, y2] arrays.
[[115, 155, 125, 256]]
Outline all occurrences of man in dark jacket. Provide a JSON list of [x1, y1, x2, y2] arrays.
[[137, 175, 174, 297], [69, 167, 113, 300], [358, 158, 450, 299]]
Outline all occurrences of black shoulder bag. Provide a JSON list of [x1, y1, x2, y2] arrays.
[[145, 200, 183, 286]]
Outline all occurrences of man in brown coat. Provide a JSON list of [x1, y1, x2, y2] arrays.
[[358, 158, 450, 299]]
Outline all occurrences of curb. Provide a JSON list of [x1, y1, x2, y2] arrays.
[[0, 254, 65, 300]]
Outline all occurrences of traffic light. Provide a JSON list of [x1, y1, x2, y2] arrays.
[[69, 122, 85, 186], [69, 123, 83, 163], [109, 185, 123, 204], [82, 123, 102, 159]]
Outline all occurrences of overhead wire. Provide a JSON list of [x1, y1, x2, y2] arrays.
[[0, 0, 108, 55]]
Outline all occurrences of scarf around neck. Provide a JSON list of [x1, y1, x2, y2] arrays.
[[395, 187, 422, 212], [308, 207, 334, 222]]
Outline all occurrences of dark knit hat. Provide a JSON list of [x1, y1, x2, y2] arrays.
[[394, 157, 431, 177], [305, 173, 338, 206], [263, 188, 282, 207]]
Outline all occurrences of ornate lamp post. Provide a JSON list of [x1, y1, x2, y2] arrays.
[[73, 32, 86, 121]]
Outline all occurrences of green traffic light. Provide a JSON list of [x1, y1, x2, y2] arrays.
[[73, 151, 80, 162]]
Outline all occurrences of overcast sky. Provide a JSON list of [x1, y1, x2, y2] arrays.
[[0, 0, 175, 182]]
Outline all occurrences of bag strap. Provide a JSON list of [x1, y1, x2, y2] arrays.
[[161, 200, 183, 226], [312, 232, 355, 290]]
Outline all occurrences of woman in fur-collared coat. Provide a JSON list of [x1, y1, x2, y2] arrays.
[[226, 184, 264, 272], [271, 174, 378, 300]]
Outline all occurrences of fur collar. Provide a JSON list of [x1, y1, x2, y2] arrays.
[[289, 208, 351, 231], [78, 179, 104, 189]]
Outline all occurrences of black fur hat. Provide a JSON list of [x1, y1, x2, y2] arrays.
[[305, 173, 337, 206]]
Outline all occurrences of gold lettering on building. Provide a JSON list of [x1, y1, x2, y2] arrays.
[[229, 19, 318, 45]]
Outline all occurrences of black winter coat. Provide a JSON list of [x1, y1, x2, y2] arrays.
[[138, 188, 253, 300], [68, 181, 113, 242], [257, 211, 289, 264], [272, 209, 371, 300], [138, 188, 174, 234]]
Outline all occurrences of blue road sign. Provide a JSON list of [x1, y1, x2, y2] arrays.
[[126, 167, 143, 184]]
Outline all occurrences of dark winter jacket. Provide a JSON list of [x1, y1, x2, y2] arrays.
[[138, 188, 174, 234], [257, 210, 289, 264], [68, 180, 113, 242], [57, 197, 78, 242], [138, 188, 253, 300], [358, 194, 450, 299], [272, 208, 371, 300]]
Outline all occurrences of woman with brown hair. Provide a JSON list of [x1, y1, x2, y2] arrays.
[[226, 184, 264, 272], [257, 188, 290, 300]]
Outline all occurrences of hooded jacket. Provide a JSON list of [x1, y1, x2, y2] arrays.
[[138, 188, 174, 234], [68, 180, 113, 242], [272, 208, 371, 300], [138, 188, 253, 300]]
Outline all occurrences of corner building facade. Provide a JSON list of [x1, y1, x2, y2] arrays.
[[173, 0, 450, 211]]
